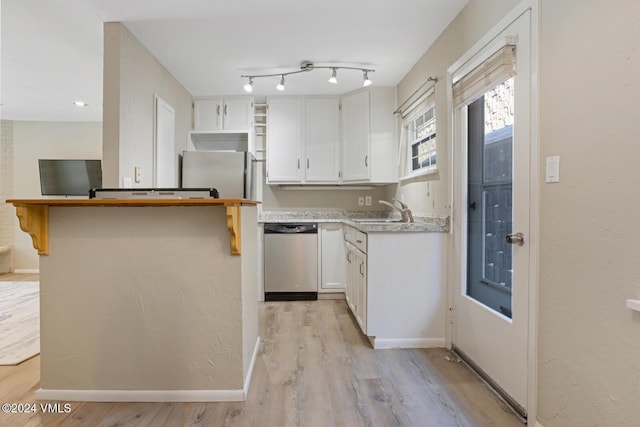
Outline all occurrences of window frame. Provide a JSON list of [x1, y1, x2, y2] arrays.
[[400, 103, 438, 181]]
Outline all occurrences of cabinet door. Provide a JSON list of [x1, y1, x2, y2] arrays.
[[305, 98, 340, 182], [355, 249, 367, 333], [224, 98, 253, 130], [320, 223, 346, 291], [342, 91, 370, 181], [266, 98, 303, 183], [194, 98, 223, 130], [345, 243, 356, 313]]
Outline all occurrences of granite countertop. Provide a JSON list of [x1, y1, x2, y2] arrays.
[[259, 210, 449, 233]]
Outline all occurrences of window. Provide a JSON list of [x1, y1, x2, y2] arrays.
[[406, 105, 437, 176], [397, 82, 437, 180]]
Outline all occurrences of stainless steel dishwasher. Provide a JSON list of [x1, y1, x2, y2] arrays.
[[264, 223, 318, 301]]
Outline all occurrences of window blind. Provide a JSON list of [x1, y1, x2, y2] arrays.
[[452, 44, 517, 108]]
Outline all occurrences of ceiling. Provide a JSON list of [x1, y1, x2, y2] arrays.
[[0, 0, 468, 122]]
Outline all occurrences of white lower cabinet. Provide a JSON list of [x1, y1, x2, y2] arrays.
[[344, 227, 368, 333], [343, 226, 447, 349], [319, 223, 346, 292]]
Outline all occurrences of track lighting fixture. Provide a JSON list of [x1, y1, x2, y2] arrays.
[[240, 61, 374, 92], [328, 68, 338, 84], [243, 77, 253, 93], [363, 71, 372, 87]]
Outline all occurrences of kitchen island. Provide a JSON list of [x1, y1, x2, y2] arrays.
[[7, 198, 260, 402]]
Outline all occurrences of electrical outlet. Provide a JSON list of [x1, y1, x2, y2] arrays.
[[365, 196, 372, 206], [123, 177, 132, 188], [358, 196, 365, 206]]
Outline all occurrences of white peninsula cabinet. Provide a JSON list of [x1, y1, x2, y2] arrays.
[[343, 225, 447, 349], [266, 96, 340, 184], [341, 87, 398, 183], [194, 97, 254, 131]]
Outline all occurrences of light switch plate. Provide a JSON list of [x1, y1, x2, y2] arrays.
[[365, 196, 372, 206], [546, 156, 560, 183], [123, 177, 132, 188], [358, 196, 365, 206]]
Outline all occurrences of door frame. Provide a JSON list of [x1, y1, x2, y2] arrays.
[[445, 0, 540, 420]]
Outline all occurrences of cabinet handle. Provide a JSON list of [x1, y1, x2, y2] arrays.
[[217, 105, 221, 116], [365, 155, 368, 167], [346, 252, 351, 263], [224, 104, 228, 115], [307, 158, 310, 169], [297, 158, 300, 170], [360, 262, 364, 276], [356, 239, 362, 244]]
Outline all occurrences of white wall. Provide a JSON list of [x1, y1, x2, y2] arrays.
[[11, 121, 102, 271], [394, 0, 520, 216], [40, 206, 247, 391], [0, 121, 15, 273], [537, 1, 640, 425], [261, 181, 392, 212], [102, 23, 192, 189]]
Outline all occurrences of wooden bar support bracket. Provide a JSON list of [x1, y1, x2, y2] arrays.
[[15, 204, 49, 255], [226, 205, 242, 255]]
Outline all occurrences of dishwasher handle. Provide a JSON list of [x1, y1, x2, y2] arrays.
[[264, 223, 318, 234]]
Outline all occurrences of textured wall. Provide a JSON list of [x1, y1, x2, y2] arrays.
[[40, 206, 247, 391], [537, 1, 640, 425], [0, 121, 14, 273], [103, 23, 193, 189], [241, 206, 259, 381]]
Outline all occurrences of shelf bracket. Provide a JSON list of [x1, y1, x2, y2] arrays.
[[226, 205, 242, 255], [15, 204, 49, 255]]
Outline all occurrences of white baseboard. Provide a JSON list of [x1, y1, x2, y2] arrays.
[[35, 337, 262, 403], [243, 337, 260, 397], [13, 269, 39, 274], [372, 337, 446, 349], [35, 388, 245, 402]]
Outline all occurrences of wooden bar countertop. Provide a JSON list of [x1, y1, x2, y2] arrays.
[[6, 198, 259, 256]]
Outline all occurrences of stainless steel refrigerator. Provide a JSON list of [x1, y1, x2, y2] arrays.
[[181, 151, 254, 199]]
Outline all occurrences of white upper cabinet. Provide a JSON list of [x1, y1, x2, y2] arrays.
[[305, 97, 340, 183], [266, 97, 303, 183], [266, 88, 396, 185], [193, 97, 253, 131], [341, 91, 370, 181], [341, 87, 398, 183], [266, 96, 340, 184]]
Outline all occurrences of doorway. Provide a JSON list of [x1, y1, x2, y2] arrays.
[[450, 8, 535, 419]]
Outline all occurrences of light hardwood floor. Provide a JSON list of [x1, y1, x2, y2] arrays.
[[0, 274, 524, 426]]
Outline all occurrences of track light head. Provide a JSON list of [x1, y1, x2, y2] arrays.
[[363, 71, 372, 87], [276, 75, 285, 91], [328, 68, 338, 84], [243, 77, 253, 93]]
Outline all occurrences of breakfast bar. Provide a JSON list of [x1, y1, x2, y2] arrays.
[[7, 199, 260, 402]]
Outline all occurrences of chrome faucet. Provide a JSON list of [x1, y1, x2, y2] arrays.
[[379, 199, 414, 222]]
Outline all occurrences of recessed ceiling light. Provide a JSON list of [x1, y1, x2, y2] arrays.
[[73, 101, 88, 107]]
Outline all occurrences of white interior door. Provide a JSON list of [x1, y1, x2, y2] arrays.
[[155, 95, 175, 188], [452, 10, 532, 418]]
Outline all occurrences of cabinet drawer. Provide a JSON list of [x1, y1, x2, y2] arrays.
[[345, 226, 367, 253]]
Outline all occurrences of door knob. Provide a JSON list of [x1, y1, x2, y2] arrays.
[[506, 232, 524, 246]]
